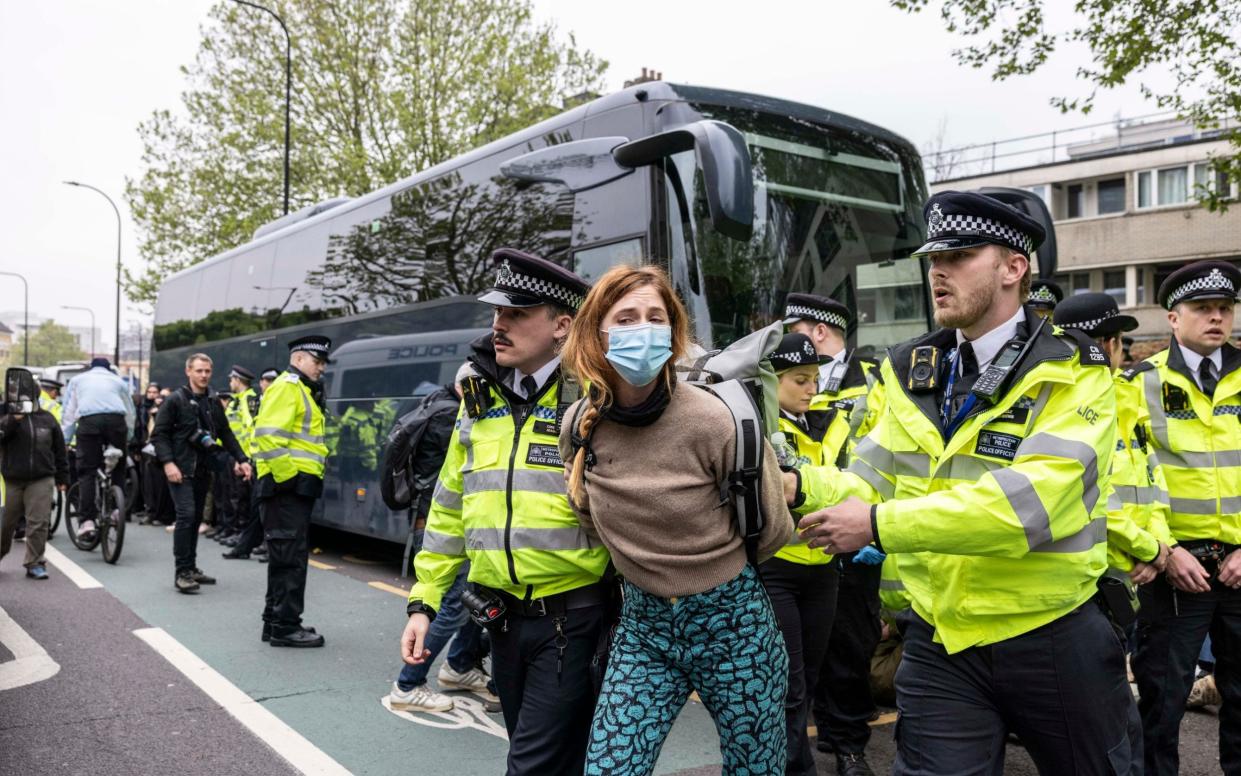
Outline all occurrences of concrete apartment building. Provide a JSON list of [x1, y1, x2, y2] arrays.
[[930, 117, 1241, 346]]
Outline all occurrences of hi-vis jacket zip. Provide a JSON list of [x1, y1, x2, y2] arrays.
[[253, 372, 327, 483], [797, 313, 1114, 654]]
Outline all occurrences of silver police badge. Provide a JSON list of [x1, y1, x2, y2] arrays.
[[928, 203, 945, 235], [496, 260, 515, 286]]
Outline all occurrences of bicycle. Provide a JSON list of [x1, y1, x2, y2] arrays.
[[63, 445, 126, 563]]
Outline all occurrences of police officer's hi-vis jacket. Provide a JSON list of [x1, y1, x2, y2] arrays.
[[796, 313, 1116, 653], [409, 336, 610, 614], [253, 369, 328, 493], [40, 390, 62, 425], [811, 353, 885, 467], [1104, 374, 1172, 572], [1117, 342, 1241, 546], [226, 387, 258, 457], [775, 411, 835, 567]]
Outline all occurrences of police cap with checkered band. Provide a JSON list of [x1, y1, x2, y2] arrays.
[[1053, 292, 1138, 339], [288, 335, 332, 363], [912, 190, 1046, 259], [782, 292, 851, 332], [1028, 279, 1064, 311], [1157, 260, 1241, 310], [478, 248, 589, 311], [769, 332, 829, 372]]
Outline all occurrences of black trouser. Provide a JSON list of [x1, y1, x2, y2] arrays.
[[490, 602, 606, 776], [170, 464, 210, 575], [761, 557, 839, 775], [143, 456, 174, 524], [816, 553, 883, 755], [226, 474, 252, 536], [261, 492, 313, 634], [1134, 573, 1241, 775], [894, 605, 1133, 775], [232, 485, 265, 554], [76, 413, 128, 522]]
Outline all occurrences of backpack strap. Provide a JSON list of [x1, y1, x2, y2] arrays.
[[709, 380, 766, 567]]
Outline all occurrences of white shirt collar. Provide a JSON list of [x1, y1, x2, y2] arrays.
[[956, 308, 1025, 371], [508, 356, 561, 399], [817, 348, 850, 391], [1177, 342, 1222, 387]]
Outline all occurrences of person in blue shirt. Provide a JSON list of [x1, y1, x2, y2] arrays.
[[60, 357, 135, 543]]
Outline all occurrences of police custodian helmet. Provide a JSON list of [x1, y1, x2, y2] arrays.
[[913, 190, 1047, 258]]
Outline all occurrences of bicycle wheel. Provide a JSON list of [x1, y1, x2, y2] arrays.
[[64, 482, 100, 551], [48, 489, 63, 538], [101, 485, 126, 564]]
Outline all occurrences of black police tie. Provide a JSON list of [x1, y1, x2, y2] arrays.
[[951, 342, 980, 417], [1200, 359, 1218, 399], [521, 375, 538, 400]]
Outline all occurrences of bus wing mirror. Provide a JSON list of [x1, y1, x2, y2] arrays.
[[612, 120, 754, 241], [500, 137, 634, 193]]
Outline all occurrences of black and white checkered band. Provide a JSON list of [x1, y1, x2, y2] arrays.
[[1062, 309, 1118, 332], [1029, 286, 1057, 304], [927, 205, 1034, 255], [775, 341, 819, 365], [1166, 268, 1237, 307], [495, 261, 584, 309], [786, 305, 847, 330], [293, 342, 330, 355]]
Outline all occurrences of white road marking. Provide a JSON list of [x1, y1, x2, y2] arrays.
[[0, 605, 61, 691], [381, 694, 508, 740], [134, 627, 352, 775], [43, 544, 103, 589]]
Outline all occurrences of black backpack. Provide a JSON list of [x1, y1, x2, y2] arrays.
[[379, 386, 461, 511]]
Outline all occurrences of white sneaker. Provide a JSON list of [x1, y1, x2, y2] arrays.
[[389, 681, 454, 712], [437, 663, 491, 693], [78, 520, 97, 536]]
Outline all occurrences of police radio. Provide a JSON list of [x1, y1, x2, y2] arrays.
[[907, 347, 941, 393], [972, 317, 1047, 405]]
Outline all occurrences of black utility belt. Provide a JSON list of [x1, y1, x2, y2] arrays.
[[493, 581, 611, 618], [1179, 539, 1239, 572]]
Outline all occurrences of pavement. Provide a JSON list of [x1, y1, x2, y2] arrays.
[[0, 520, 1226, 775]]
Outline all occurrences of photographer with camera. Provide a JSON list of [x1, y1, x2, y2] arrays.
[[152, 353, 251, 594], [0, 373, 69, 580]]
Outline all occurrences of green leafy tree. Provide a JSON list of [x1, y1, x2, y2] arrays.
[[892, 0, 1241, 208], [125, 0, 607, 306], [17, 322, 87, 367]]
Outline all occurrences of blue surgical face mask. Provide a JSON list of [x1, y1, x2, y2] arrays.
[[603, 322, 673, 387]]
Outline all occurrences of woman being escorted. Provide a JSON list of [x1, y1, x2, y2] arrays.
[[559, 265, 792, 776]]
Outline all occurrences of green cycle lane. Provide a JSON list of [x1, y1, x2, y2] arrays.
[[67, 522, 728, 775]]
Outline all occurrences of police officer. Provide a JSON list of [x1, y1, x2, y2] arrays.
[[1121, 260, 1241, 775], [254, 336, 331, 647], [791, 190, 1132, 773], [1028, 278, 1064, 319], [220, 366, 258, 545], [783, 292, 884, 775], [400, 249, 611, 775], [38, 378, 63, 425]]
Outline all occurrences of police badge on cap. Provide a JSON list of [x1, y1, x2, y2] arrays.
[[913, 191, 1047, 258], [1028, 279, 1064, 311], [769, 332, 828, 372], [1157, 260, 1241, 310], [478, 248, 589, 311], [288, 335, 333, 362], [782, 292, 851, 331]]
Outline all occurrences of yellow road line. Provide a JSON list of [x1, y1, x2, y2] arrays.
[[369, 581, 410, 598], [308, 559, 337, 570]]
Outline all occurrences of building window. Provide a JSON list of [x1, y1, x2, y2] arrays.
[[1137, 171, 1152, 208], [1104, 270, 1126, 306], [1135, 162, 1235, 208], [1136, 267, 1146, 304], [1158, 166, 1189, 205], [1097, 179, 1125, 214], [1026, 184, 1050, 206], [1067, 184, 1085, 219], [1054, 272, 1091, 296]]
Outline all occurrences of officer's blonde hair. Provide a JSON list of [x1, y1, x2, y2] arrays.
[[562, 265, 691, 509]]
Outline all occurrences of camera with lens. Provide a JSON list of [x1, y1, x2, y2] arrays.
[[460, 586, 506, 629], [193, 429, 220, 450], [908, 346, 941, 393]]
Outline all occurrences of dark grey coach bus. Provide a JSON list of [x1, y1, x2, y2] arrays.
[[151, 81, 931, 543]]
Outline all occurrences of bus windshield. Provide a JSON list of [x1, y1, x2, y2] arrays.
[[679, 105, 929, 352]]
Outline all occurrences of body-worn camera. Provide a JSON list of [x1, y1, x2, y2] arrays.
[[461, 586, 506, 629], [908, 346, 941, 392]]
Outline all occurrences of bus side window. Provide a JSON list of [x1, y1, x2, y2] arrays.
[[572, 238, 644, 284]]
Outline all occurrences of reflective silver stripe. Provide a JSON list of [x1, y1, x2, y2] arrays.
[[848, 393, 869, 438], [854, 437, 930, 479], [1144, 370, 1171, 451], [465, 525, 593, 552], [422, 529, 464, 556], [298, 382, 313, 435], [1027, 383, 1055, 431], [251, 448, 326, 464], [940, 454, 1003, 481], [992, 467, 1054, 549], [1030, 517, 1106, 554], [845, 458, 896, 501], [1015, 433, 1100, 514], [1216, 450, 1241, 468], [458, 412, 476, 470], [1150, 447, 1241, 470], [1107, 490, 1124, 511], [879, 579, 906, 591], [254, 426, 325, 445], [1169, 495, 1241, 515], [432, 480, 462, 511], [462, 469, 567, 496], [1113, 485, 1161, 505]]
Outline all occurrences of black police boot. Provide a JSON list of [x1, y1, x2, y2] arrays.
[[222, 547, 251, 560], [270, 628, 325, 648], [836, 752, 875, 776], [262, 622, 271, 642]]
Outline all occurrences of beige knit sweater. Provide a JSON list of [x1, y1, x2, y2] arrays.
[[559, 384, 793, 598]]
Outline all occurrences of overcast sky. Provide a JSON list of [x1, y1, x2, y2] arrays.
[[0, 0, 1162, 350]]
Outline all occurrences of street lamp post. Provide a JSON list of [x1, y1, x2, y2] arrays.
[[60, 305, 97, 357], [230, 0, 292, 215], [63, 181, 122, 366], [0, 271, 29, 364]]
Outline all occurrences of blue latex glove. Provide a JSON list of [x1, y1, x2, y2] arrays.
[[853, 546, 886, 565]]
